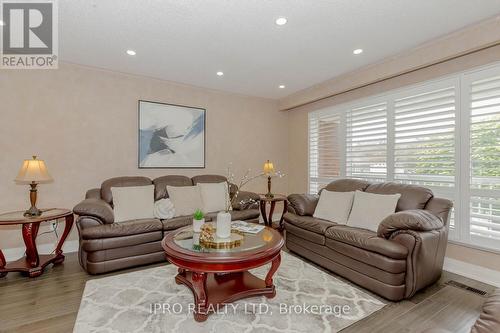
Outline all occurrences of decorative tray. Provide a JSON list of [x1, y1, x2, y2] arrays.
[[198, 223, 245, 249]]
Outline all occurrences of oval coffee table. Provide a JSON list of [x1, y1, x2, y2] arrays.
[[162, 225, 284, 322]]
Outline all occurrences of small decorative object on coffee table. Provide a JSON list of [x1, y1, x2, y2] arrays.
[[259, 194, 288, 230], [192, 209, 205, 232], [0, 208, 73, 278], [162, 225, 283, 322], [14, 156, 53, 217]]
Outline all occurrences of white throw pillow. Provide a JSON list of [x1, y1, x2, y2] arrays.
[[313, 190, 354, 224], [154, 198, 175, 219], [166, 185, 203, 217], [197, 182, 228, 213], [111, 185, 155, 223], [347, 190, 401, 232]]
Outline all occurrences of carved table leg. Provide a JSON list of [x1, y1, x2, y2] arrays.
[[0, 249, 6, 278], [260, 200, 268, 226], [22, 222, 42, 277], [279, 200, 288, 231], [192, 272, 208, 322], [53, 214, 74, 264], [268, 201, 276, 227], [265, 253, 281, 298]]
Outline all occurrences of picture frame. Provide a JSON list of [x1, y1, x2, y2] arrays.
[[138, 100, 206, 169]]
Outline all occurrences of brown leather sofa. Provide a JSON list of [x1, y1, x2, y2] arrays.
[[284, 179, 453, 301], [423, 289, 500, 333], [73, 174, 260, 274]]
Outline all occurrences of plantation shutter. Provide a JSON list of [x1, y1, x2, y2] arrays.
[[466, 69, 500, 249], [346, 102, 387, 182], [393, 84, 457, 191], [309, 111, 342, 194]]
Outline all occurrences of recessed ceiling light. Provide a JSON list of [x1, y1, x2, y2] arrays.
[[126, 50, 136, 56], [216, 71, 224, 76], [275, 17, 287, 26], [353, 48, 363, 55], [279, 85, 285, 89]]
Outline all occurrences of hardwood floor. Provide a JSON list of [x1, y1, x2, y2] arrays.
[[0, 252, 495, 333]]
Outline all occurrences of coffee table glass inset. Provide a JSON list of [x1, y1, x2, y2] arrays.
[[162, 225, 284, 322]]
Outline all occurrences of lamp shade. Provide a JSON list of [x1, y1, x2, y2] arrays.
[[263, 160, 275, 175], [15, 156, 53, 184]]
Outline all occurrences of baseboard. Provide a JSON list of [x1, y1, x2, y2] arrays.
[[3, 240, 79, 262], [444, 257, 500, 288]]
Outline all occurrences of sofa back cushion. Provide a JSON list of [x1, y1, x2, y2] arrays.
[[347, 190, 401, 232], [153, 175, 192, 200], [192, 174, 227, 185], [365, 182, 433, 211], [101, 176, 152, 204], [167, 185, 203, 217], [323, 179, 370, 193]]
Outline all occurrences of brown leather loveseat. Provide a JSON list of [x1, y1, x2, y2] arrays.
[[73, 174, 260, 274], [284, 179, 453, 301]]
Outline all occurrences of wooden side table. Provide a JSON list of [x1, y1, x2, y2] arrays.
[[259, 194, 288, 230], [0, 208, 73, 278]]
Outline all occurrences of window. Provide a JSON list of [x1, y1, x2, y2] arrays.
[[307, 62, 500, 252]]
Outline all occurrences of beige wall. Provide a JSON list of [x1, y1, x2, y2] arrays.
[[287, 45, 500, 272], [0, 63, 289, 250]]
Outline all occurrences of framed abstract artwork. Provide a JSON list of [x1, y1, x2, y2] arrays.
[[138, 100, 206, 168]]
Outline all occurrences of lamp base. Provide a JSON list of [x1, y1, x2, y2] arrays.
[[24, 206, 42, 217], [265, 176, 274, 198], [265, 193, 274, 199]]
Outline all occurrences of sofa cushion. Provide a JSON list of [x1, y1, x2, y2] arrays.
[[314, 190, 354, 224], [161, 215, 193, 231], [198, 182, 228, 213], [204, 209, 260, 222], [81, 232, 163, 252], [192, 174, 227, 185], [347, 190, 400, 232], [323, 179, 371, 193], [153, 175, 192, 200], [471, 288, 500, 333], [287, 194, 319, 216], [285, 222, 326, 245], [81, 218, 163, 239], [365, 182, 433, 211], [283, 212, 336, 235], [101, 176, 152, 204], [167, 185, 203, 217], [325, 225, 408, 259], [111, 185, 155, 222]]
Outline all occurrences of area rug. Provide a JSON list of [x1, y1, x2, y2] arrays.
[[74, 252, 385, 333]]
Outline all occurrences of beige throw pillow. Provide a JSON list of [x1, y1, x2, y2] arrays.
[[347, 190, 401, 232], [167, 185, 203, 217], [197, 182, 228, 213], [313, 190, 354, 224], [111, 185, 155, 222]]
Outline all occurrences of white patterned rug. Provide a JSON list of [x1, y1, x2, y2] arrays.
[[74, 252, 385, 333]]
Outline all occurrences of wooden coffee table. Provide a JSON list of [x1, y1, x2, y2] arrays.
[[162, 225, 284, 322]]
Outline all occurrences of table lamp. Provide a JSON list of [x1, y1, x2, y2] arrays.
[[15, 156, 53, 217], [263, 160, 275, 198]]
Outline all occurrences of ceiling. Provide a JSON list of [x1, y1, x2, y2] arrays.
[[60, 0, 500, 99]]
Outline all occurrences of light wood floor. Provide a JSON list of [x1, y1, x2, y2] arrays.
[[0, 252, 495, 333]]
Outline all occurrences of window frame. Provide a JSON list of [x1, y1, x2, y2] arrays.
[[307, 61, 500, 253]]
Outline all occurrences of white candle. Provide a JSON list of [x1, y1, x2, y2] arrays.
[[216, 211, 232, 238]]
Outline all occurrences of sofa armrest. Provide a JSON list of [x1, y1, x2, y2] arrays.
[[85, 188, 101, 199], [287, 194, 319, 216], [73, 198, 114, 224], [232, 191, 260, 210], [378, 210, 444, 239]]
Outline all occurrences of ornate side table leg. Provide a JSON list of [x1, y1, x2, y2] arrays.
[[53, 214, 74, 264], [22, 222, 41, 277], [265, 253, 281, 298], [260, 200, 269, 226], [268, 201, 276, 228], [279, 200, 288, 231], [192, 272, 208, 322], [0, 249, 7, 278]]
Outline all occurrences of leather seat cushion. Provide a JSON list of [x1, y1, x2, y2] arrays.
[[471, 289, 500, 333], [325, 225, 408, 259], [81, 232, 163, 251], [285, 222, 326, 245], [365, 182, 433, 211], [86, 241, 162, 262], [204, 209, 260, 222], [161, 215, 193, 231], [81, 218, 163, 239], [283, 213, 336, 235]]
